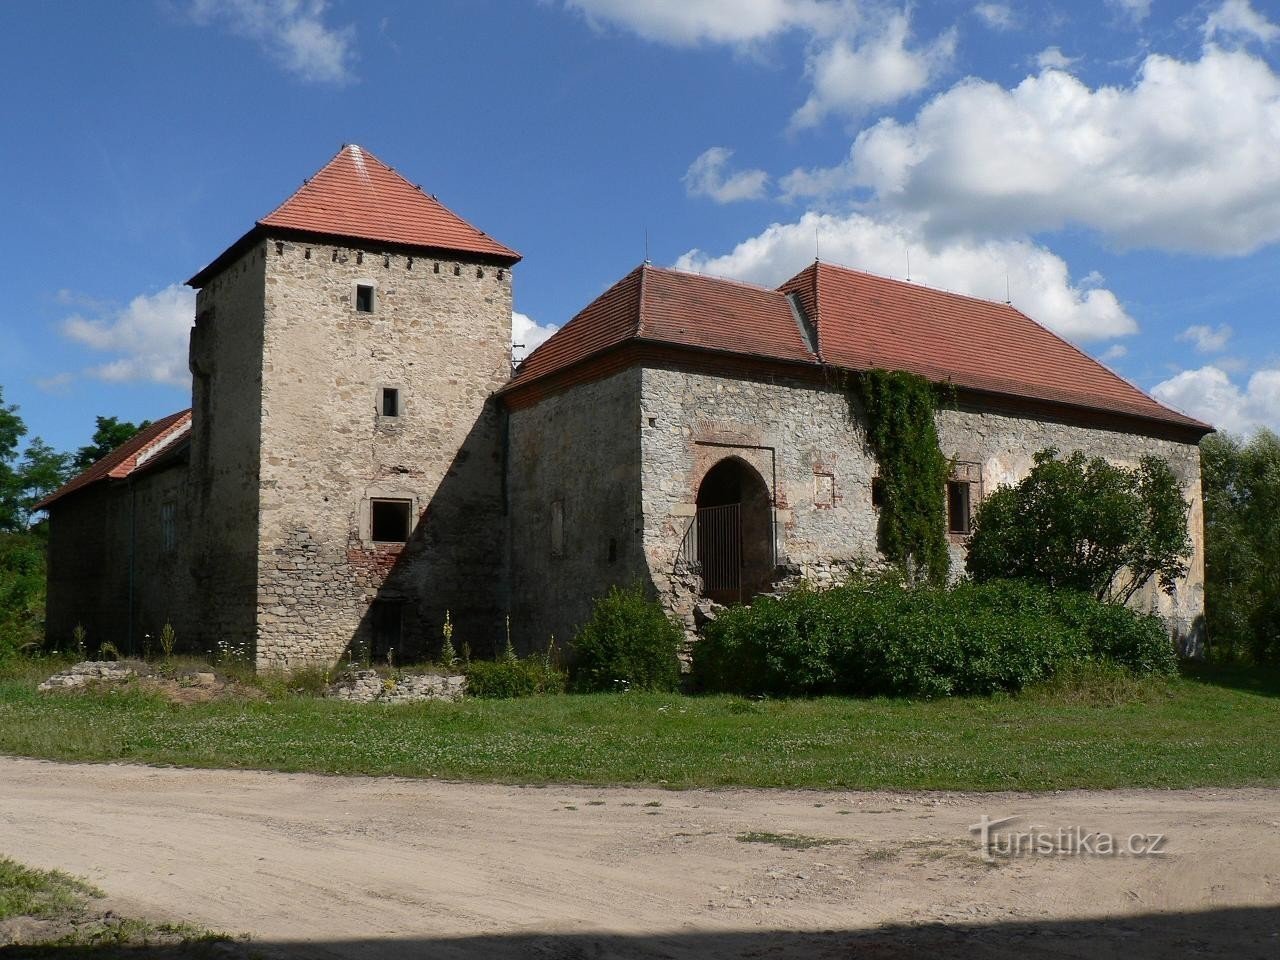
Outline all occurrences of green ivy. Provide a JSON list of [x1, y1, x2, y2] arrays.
[[852, 369, 950, 585]]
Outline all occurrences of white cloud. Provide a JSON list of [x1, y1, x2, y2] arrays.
[[1110, 0, 1151, 23], [789, 47, 1280, 254], [1035, 46, 1078, 70], [1204, 0, 1280, 44], [673, 210, 1137, 342], [562, 0, 847, 46], [791, 13, 956, 127], [1101, 344, 1128, 362], [1152, 365, 1280, 434], [59, 285, 195, 386], [973, 3, 1015, 30], [683, 147, 769, 203], [189, 0, 356, 84], [1177, 323, 1233, 353], [513, 311, 558, 362]]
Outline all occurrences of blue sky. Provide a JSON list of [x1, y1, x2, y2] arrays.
[[1, 0, 1278, 456]]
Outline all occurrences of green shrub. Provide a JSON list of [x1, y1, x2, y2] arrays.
[[1250, 593, 1280, 666], [694, 577, 1176, 698], [0, 533, 45, 660], [570, 584, 683, 693], [466, 657, 566, 699]]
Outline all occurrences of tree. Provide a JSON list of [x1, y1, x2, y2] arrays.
[[0, 388, 30, 533], [73, 415, 151, 471], [966, 448, 1191, 604], [1200, 430, 1280, 661]]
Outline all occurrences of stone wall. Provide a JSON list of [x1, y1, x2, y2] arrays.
[[507, 368, 645, 651], [254, 239, 512, 668], [637, 363, 1206, 651], [45, 457, 194, 655], [189, 244, 266, 656]]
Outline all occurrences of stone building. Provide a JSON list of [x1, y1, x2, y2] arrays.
[[38, 146, 1212, 667]]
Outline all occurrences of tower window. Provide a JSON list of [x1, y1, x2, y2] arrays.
[[370, 499, 412, 543], [355, 284, 375, 313], [947, 481, 972, 535], [380, 387, 400, 417], [871, 476, 886, 509]]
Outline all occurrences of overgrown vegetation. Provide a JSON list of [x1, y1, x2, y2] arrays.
[[0, 533, 45, 659], [466, 656, 566, 699], [569, 583, 683, 693], [1, 659, 1276, 789], [1201, 429, 1280, 663], [967, 448, 1191, 603], [851, 369, 951, 585], [694, 577, 1175, 698]]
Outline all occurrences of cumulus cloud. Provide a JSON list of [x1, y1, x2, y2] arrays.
[[1110, 0, 1151, 23], [1101, 344, 1128, 362], [791, 13, 956, 127], [972, 3, 1015, 30], [1177, 323, 1233, 353], [673, 210, 1136, 342], [566, 2, 952, 124], [189, 0, 356, 84], [513, 311, 558, 362], [783, 46, 1280, 255], [683, 148, 769, 203], [59, 285, 195, 386], [1035, 46, 1077, 70], [1203, 0, 1280, 44], [1152, 365, 1280, 434]]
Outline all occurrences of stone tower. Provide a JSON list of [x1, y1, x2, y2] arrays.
[[185, 145, 521, 668]]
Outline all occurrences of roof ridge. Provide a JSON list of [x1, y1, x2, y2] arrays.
[[637, 262, 651, 339], [645, 263, 784, 297], [816, 260, 1023, 314]]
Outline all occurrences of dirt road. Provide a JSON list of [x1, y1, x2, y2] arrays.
[[1, 757, 1277, 958]]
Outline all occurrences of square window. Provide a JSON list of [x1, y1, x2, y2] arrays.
[[947, 481, 971, 535], [355, 284, 374, 313], [370, 498, 412, 543], [381, 387, 400, 417]]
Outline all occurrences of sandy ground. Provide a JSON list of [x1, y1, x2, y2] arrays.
[[1, 757, 1278, 958]]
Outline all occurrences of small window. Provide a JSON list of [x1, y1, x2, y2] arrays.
[[355, 284, 374, 313], [160, 502, 177, 553], [947, 481, 971, 535], [550, 500, 564, 558], [871, 476, 886, 509], [814, 472, 835, 508], [380, 387, 400, 417], [370, 498, 412, 543]]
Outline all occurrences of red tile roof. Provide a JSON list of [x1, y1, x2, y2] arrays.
[[189, 145, 518, 286], [507, 261, 1210, 435], [781, 262, 1207, 430], [35, 410, 192, 511], [510, 264, 816, 386]]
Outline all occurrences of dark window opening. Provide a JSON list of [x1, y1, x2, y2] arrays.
[[381, 387, 400, 417], [608, 537, 618, 564], [369, 600, 403, 662], [371, 498, 412, 543], [947, 481, 971, 535], [871, 476, 886, 509], [355, 284, 374, 313]]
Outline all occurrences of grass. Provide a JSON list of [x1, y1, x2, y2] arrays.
[[737, 832, 845, 850], [0, 658, 1278, 790], [0, 855, 233, 953]]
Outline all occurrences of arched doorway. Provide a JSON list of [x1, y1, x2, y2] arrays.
[[694, 457, 774, 604]]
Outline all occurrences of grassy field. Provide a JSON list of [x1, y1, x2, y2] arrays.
[[0, 659, 1277, 791]]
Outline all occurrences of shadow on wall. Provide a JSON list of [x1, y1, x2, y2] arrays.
[[343, 400, 507, 666], [21, 905, 1280, 958]]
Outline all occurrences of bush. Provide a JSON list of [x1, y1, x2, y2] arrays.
[[694, 577, 1176, 698], [0, 533, 45, 660], [465, 657, 566, 699], [1250, 593, 1280, 666], [570, 584, 683, 693]]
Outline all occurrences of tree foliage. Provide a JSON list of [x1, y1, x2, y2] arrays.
[[852, 369, 950, 585], [966, 448, 1191, 604], [1200, 430, 1280, 662], [73, 415, 150, 471]]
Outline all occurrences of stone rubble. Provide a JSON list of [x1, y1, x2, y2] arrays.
[[38, 661, 140, 692], [325, 669, 467, 703]]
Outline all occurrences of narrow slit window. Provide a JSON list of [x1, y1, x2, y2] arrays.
[[380, 387, 400, 417], [370, 498, 412, 543], [947, 481, 971, 535], [355, 284, 375, 313], [871, 476, 886, 509]]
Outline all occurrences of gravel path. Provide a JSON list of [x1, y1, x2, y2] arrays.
[[1, 757, 1277, 958]]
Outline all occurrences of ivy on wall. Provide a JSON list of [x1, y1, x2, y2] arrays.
[[852, 369, 951, 585]]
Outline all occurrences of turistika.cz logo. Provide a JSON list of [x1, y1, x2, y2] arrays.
[[969, 814, 1168, 863]]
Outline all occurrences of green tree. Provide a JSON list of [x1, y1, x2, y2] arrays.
[[1200, 430, 1280, 662], [966, 448, 1191, 603], [0, 388, 30, 533], [73, 415, 150, 471]]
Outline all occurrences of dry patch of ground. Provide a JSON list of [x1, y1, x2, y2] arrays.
[[1, 757, 1277, 958]]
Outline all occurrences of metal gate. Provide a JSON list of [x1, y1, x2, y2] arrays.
[[695, 503, 742, 604]]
